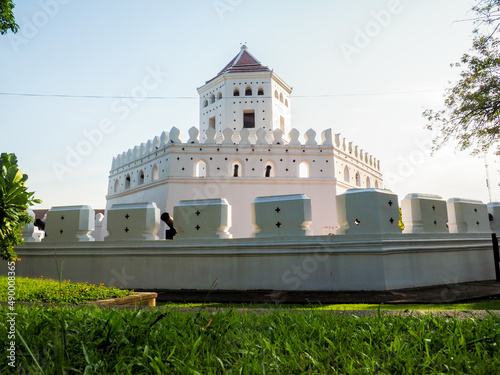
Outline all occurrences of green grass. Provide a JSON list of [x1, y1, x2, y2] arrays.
[[0, 276, 134, 304], [158, 299, 500, 311], [1, 305, 500, 374]]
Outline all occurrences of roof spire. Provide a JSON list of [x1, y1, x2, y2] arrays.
[[205, 45, 270, 83]]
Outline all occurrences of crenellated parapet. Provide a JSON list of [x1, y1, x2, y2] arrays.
[[107, 126, 382, 197], [332, 133, 382, 189]]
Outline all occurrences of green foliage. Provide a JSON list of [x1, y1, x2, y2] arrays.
[[424, 0, 500, 155], [1, 306, 500, 373], [0, 0, 18, 35], [399, 207, 405, 230], [159, 299, 500, 311], [0, 153, 41, 260], [0, 276, 133, 304]]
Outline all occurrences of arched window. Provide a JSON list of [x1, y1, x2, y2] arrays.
[[114, 179, 119, 193], [138, 170, 145, 185], [125, 174, 131, 189], [279, 93, 283, 103], [203, 99, 208, 108], [196, 160, 207, 177], [274, 90, 278, 99], [265, 165, 272, 177], [264, 162, 275, 178], [233, 88, 240, 96], [375, 180, 379, 189], [285, 99, 288, 107], [366, 177, 371, 188], [210, 94, 215, 104], [258, 88, 264, 96], [299, 161, 309, 178], [355, 172, 361, 187], [245, 87, 252, 96], [343, 166, 349, 183], [152, 164, 159, 181], [217, 92, 222, 101], [232, 162, 242, 177]]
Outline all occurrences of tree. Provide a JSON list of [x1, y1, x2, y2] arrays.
[[0, 153, 41, 261], [424, 0, 500, 155], [0, 0, 18, 35]]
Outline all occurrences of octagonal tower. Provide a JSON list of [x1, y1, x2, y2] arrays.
[[197, 45, 292, 141]]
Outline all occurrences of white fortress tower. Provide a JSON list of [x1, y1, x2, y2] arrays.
[[198, 45, 292, 141], [105, 46, 383, 238]]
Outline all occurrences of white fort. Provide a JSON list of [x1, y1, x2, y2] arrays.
[[105, 46, 383, 238]]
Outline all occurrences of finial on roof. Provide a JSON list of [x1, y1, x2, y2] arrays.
[[241, 44, 248, 50]]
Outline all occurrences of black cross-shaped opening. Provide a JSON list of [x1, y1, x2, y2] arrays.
[[125, 214, 130, 219], [476, 221, 480, 225], [388, 201, 393, 207], [124, 227, 129, 233], [275, 207, 281, 213], [434, 220, 437, 225], [195, 210, 201, 216], [432, 205, 436, 211], [195, 225, 200, 230], [276, 222, 282, 228], [474, 208, 478, 213], [59, 229, 63, 234], [60, 216, 65, 220], [389, 218, 395, 224]]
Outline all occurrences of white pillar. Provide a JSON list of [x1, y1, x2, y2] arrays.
[[401, 193, 449, 234], [105, 203, 160, 241], [43, 206, 95, 242], [447, 198, 490, 233], [252, 194, 312, 238], [487, 202, 500, 235], [21, 209, 37, 243], [336, 189, 401, 235], [174, 198, 232, 239]]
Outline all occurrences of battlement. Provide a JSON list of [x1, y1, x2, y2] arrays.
[[107, 126, 382, 197]]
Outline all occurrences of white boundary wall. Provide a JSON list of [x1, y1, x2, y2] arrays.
[[9, 234, 495, 291]]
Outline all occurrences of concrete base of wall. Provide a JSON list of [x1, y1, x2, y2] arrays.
[[6, 234, 496, 292]]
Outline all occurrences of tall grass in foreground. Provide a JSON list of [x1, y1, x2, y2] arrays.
[[1, 305, 499, 374]]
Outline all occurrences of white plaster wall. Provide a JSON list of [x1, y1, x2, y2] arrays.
[[106, 128, 382, 239], [10, 234, 495, 291], [199, 72, 285, 139], [106, 177, 338, 239]]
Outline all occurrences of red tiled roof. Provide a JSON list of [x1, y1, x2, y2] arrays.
[[206, 45, 271, 83]]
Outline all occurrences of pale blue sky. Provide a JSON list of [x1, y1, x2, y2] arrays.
[[2, 0, 497, 209]]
